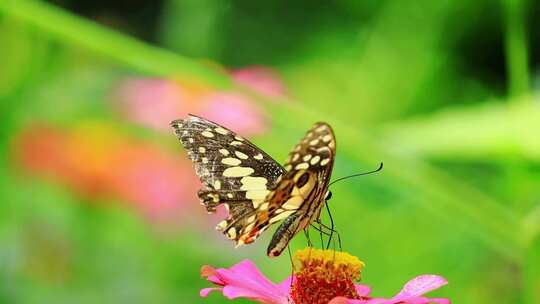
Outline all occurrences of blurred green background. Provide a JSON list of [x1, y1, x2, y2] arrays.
[[1, 0, 539, 303]]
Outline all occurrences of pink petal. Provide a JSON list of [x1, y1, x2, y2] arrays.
[[426, 298, 451, 304], [276, 275, 294, 295], [355, 284, 372, 297], [331, 275, 450, 304], [365, 297, 449, 304], [200, 287, 222, 297], [393, 275, 448, 300], [201, 260, 289, 304], [329, 296, 355, 304]]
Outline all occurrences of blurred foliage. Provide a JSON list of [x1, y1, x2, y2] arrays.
[[0, 0, 540, 303]]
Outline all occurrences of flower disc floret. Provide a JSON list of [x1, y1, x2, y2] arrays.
[[291, 248, 365, 304]]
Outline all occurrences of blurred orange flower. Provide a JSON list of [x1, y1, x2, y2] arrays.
[[13, 122, 200, 221]]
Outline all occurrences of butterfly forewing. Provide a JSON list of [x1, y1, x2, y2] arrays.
[[264, 122, 336, 256], [171, 115, 285, 245]]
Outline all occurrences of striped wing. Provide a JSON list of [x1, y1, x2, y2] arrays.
[[171, 115, 285, 245]]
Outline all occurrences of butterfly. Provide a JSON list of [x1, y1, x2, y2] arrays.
[[171, 115, 336, 257]]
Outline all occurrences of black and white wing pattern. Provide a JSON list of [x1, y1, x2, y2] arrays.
[[171, 116, 337, 257], [170, 115, 285, 245]]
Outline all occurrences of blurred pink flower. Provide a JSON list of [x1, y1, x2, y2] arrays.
[[199, 92, 268, 135], [231, 66, 287, 98], [115, 78, 189, 131], [201, 249, 449, 304], [114, 72, 280, 135], [13, 122, 200, 221]]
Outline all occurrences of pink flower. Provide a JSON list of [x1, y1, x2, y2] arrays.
[[114, 76, 271, 135], [198, 92, 268, 135], [201, 249, 449, 304], [200, 260, 291, 304], [115, 78, 189, 131], [231, 66, 287, 98]]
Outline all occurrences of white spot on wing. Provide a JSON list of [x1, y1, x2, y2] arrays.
[[227, 227, 237, 239], [202, 131, 214, 138], [320, 158, 330, 166], [240, 176, 268, 190], [223, 167, 254, 177], [219, 149, 230, 156], [222, 157, 241, 166], [310, 155, 321, 165], [295, 163, 309, 170], [254, 153, 263, 160], [215, 127, 229, 135], [198, 147, 206, 153], [216, 220, 227, 231], [235, 151, 249, 160]]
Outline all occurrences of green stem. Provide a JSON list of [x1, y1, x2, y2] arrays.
[[0, 0, 232, 89], [502, 0, 529, 97], [524, 236, 540, 303]]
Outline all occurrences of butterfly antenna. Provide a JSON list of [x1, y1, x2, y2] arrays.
[[329, 162, 383, 187]]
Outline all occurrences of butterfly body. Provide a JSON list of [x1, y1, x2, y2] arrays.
[[171, 115, 335, 257]]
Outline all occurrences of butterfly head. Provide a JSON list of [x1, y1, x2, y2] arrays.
[[325, 190, 332, 201]]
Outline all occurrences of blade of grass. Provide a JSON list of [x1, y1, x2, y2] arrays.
[[502, 0, 529, 97], [523, 237, 540, 304], [380, 98, 540, 161], [0, 0, 232, 89]]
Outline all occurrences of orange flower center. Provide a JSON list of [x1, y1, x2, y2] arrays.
[[290, 248, 365, 304]]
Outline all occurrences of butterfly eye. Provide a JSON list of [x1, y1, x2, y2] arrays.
[[325, 191, 332, 200]]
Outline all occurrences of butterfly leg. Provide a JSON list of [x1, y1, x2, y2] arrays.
[[287, 245, 294, 290], [303, 229, 313, 247], [318, 222, 324, 248], [315, 220, 342, 251], [310, 223, 331, 249], [324, 201, 343, 251]]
